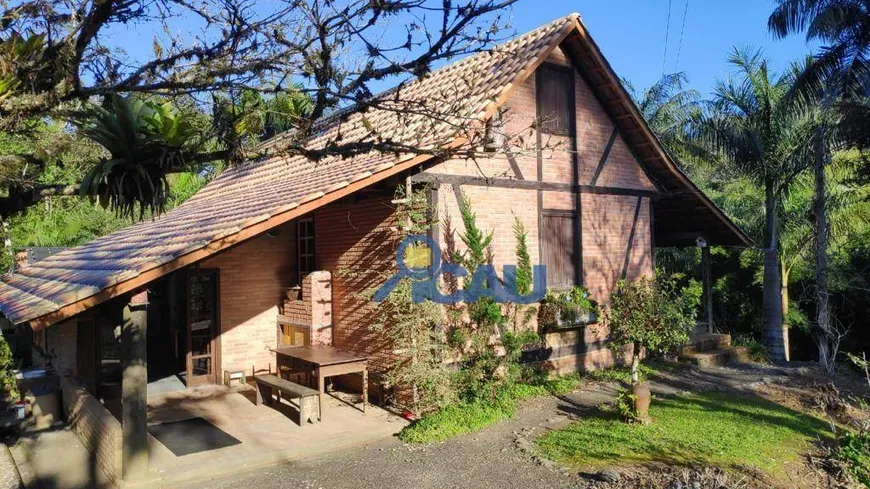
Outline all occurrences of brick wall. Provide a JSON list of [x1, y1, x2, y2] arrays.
[[45, 319, 77, 377], [424, 44, 655, 372], [201, 222, 295, 376], [314, 196, 400, 373], [112, 44, 655, 382], [60, 375, 122, 484]]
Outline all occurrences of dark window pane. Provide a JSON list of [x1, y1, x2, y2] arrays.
[[192, 357, 211, 376], [297, 219, 315, 277]]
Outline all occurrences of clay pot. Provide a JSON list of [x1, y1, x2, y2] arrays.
[[284, 286, 301, 301], [632, 382, 652, 423]]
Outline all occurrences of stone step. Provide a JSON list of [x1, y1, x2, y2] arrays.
[[679, 346, 749, 368], [682, 333, 731, 354]]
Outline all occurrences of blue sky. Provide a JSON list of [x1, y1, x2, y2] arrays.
[[109, 1, 817, 102], [512, 1, 816, 97]]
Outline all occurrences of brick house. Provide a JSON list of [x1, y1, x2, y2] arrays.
[[0, 13, 749, 482]]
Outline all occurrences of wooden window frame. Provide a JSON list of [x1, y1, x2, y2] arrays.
[[296, 217, 316, 280], [536, 63, 576, 137]]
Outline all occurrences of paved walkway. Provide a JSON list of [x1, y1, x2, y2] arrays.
[[146, 387, 406, 486], [0, 443, 22, 489], [9, 429, 114, 489]]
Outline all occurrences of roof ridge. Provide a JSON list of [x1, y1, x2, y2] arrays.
[[258, 12, 580, 151]]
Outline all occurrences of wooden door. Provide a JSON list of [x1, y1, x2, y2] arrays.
[[541, 211, 578, 289], [186, 269, 220, 386]]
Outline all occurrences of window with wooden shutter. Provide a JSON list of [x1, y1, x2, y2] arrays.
[[541, 211, 578, 289], [537, 65, 574, 136]]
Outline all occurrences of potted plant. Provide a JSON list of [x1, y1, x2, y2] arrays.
[[538, 286, 599, 330], [600, 277, 701, 423]]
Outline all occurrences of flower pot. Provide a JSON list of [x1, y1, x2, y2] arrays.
[[284, 286, 301, 301], [632, 382, 651, 423]]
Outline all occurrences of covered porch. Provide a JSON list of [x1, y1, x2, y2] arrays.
[[142, 384, 405, 486]]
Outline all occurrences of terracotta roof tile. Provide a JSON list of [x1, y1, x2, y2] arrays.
[[0, 14, 578, 326]]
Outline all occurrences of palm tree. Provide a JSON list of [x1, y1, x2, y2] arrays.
[[769, 0, 870, 148], [627, 73, 707, 279], [779, 148, 870, 311], [695, 48, 815, 361], [627, 72, 703, 160], [768, 0, 870, 372]]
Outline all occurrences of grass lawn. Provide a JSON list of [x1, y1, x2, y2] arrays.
[[584, 360, 678, 384], [536, 391, 832, 481], [399, 375, 580, 444]]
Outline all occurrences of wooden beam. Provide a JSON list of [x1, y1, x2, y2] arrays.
[[589, 126, 619, 186], [701, 245, 714, 333], [410, 172, 661, 198], [121, 291, 148, 481]]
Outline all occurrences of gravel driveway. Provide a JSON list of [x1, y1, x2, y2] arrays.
[[183, 393, 589, 489]]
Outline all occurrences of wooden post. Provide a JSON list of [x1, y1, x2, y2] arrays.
[[701, 245, 714, 333], [121, 290, 149, 481]]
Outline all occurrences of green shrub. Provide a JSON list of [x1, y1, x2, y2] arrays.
[[839, 429, 870, 487], [0, 333, 18, 406], [614, 387, 638, 422], [539, 286, 599, 329], [733, 334, 769, 363]]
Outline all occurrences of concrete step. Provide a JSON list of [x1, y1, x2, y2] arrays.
[[679, 346, 749, 368]]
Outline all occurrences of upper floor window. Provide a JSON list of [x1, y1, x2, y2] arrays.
[[297, 218, 315, 279], [537, 65, 574, 136]]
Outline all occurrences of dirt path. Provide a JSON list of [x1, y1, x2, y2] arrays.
[[185, 362, 817, 489]]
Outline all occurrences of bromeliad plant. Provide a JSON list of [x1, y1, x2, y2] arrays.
[[538, 286, 599, 330], [77, 94, 203, 219]]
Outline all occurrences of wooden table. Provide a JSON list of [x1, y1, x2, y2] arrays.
[[271, 345, 368, 418]]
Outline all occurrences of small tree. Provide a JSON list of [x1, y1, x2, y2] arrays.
[[363, 185, 453, 414], [368, 279, 452, 413], [447, 196, 539, 399], [604, 277, 702, 386]]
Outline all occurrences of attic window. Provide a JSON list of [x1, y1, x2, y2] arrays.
[[537, 65, 574, 136]]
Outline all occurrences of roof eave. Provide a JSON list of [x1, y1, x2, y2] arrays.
[[564, 17, 753, 248]]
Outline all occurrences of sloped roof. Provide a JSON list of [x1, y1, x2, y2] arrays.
[[0, 14, 577, 328], [0, 13, 751, 328]]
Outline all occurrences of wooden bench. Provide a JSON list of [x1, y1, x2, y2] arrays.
[[253, 374, 320, 426]]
